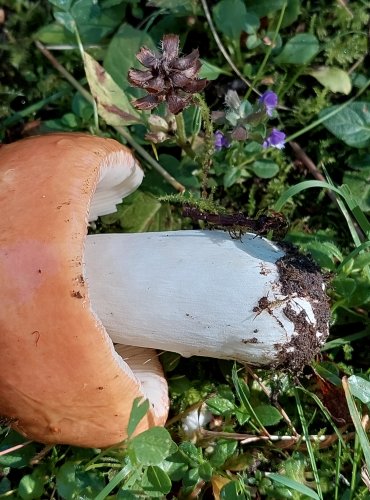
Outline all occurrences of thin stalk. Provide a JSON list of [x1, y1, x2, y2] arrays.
[[174, 112, 196, 159], [35, 41, 185, 192], [245, 2, 287, 100], [199, 0, 261, 98]]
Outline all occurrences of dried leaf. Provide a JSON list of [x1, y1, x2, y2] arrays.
[[83, 51, 141, 126]]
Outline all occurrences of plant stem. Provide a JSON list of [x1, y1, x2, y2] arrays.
[[34, 41, 185, 192], [174, 112, 196, 159], [245, 2, 287, 100]]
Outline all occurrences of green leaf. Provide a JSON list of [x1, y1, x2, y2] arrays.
[[348, 375, 370, 405], [245, 0, 285, 17], [310, 66, 352, 95], [129, 427, 173, 466], [104, 24, 156, 90], [253, 405, 283, 426], [178, 442, 201, 467], [48, 0, 73, 10], [343, 167, 370, 211], [71, 0, 125, 44], [267, 473, 320, 499], [83, 51, 141, 127], [213, 0, 249, 40], [275, 33, 320, 65], [209, 439, 238, 467], [198, 462, 213, 481], [320, 102, 370, 148], [56, 462, 106, 499], [220, 480, 247, 499], [18, 472, 45, 500], [127, 398, 150, 438], [147, 0, 196, 14], [199, 59, 231, 80], [143, 466, 172, 495], [205, 396, 236, 416], [252, 160, 279, 179]]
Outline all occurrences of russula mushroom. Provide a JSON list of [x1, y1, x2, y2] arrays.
[[0, 133, 330, 448], [0, 133, 168, 448]]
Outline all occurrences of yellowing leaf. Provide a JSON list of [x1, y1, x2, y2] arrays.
[[211, 475, 232, 500], [310, 66, 352, 95], [83, 51, 141, 126]]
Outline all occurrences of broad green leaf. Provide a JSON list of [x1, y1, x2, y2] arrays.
[[209, 439, 238, 467], [213, 0, 249, 40], [245, 0, 285, 17], [252, 160, 279, 178], [320, 102, 370, 148], [206, 396, 236, 415], [35, 23, 74, 44], [54, 11, 75, 32], [127, 398, 150, 438], [143, 466, 172, 495], [129, 427, 173, 466], [198, 462, 213, 481], [18, 472, 45, 500], [147, 0, 195, 14], [267, 473, 320, 499], [343, 377, 370, 476], [253, 405, 283, 426], [83, 51, 141, 127], [199, 59, 231, 80], [104, 24, 156, 90], [343, 167, 370, 211], [56, 462, 105, 499], [310, 66, 352, 95], [275, 33, 320, 65], [48, 0, 73, 10], [348, 375, 370, 404], [70, 0, 125, 44], [220, 480, 247, 499]]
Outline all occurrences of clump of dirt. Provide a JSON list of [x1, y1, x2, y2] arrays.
[[273, 243, 331, 373]]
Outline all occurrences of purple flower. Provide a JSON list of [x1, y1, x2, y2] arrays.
[[262, 128, 286, 149], [214, 130, 230, 151], [259, 90, 278, 117]]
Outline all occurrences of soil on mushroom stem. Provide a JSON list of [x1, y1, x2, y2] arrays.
[[273, 243, 331, 373]]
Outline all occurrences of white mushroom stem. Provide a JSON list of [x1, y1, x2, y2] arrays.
[[85, 230, 329, 368]]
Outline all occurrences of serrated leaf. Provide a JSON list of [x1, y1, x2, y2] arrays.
[[275, 33, 319, 65], [83, 51, 141, 126], [320, 102, 370, 148], [310, 66, 352, 95], [129, 427, 173, 466]]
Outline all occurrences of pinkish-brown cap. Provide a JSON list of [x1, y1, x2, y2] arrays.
[[0, 133, 169, 448]]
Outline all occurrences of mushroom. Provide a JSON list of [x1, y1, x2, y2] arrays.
[[0, 133, 330, 447], [0, 133, 168, 448]]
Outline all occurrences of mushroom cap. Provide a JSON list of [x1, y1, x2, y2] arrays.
[[0, 133, 169, 447]]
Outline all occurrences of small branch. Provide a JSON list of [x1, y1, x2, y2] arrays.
[[0, 440, 33, 457], [289, 141, 338, 206], [35, 41, 185, 193]]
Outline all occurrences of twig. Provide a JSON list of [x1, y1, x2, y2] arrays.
[[289, 141, 338, 206], [34, 41, 185, 192], [0, 440, 33, 457]]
